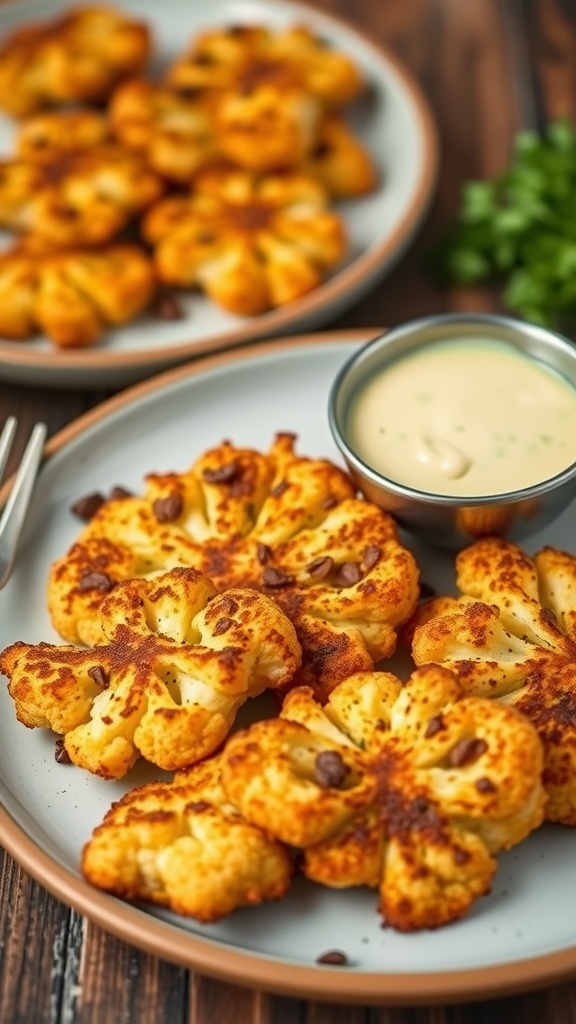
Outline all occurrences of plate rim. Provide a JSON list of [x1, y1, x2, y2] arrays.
[[0, 0, 439, 381], [2, 327, 576, 1006]]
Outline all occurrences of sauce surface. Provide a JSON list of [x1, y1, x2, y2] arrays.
[[347, 338, 576, 496]]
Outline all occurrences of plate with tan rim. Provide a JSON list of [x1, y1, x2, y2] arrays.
[[2, 330, 576, 1006], [0, 0, 438, 389]]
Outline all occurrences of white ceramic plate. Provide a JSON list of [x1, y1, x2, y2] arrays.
[[1, 331, 576, 1004], [0, 0, 437, 390]]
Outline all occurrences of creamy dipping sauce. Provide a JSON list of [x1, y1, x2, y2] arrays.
[[347, 338, 576, 497]]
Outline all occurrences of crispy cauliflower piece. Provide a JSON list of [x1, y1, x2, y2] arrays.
[[142, 165, 346, 315], [302, 116, 378, 198], [108, 78, 218, 182], [172, 24, 363, 105], [1, 566, 301, 778], [47, 433, 420, 697], [16, 109, 111, 163], [165, 24, 363, 172], [222, 717, 376, 847], [82, 754, 293, 920], [221, 664, 546, 931], [0, 241, 155, 347], [210, 83, 322, 173], [0, 5, 151, 118], [411, 536, 576, 825], [0, 142, 164, 248], [166, 24, 363, 107], [48, 508, 204, 643]]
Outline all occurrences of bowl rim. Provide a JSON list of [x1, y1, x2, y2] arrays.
[[328, 311, 576, 508]]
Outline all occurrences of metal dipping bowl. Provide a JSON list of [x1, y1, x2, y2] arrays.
[[328, 312, 576, 549]]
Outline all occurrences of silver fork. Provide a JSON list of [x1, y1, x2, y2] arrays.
[[0, 417, 47, 590]]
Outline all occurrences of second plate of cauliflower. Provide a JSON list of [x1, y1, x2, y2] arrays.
[[0, 0, 438, 386]]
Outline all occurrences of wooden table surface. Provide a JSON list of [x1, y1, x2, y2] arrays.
[[1, 0, 576, 1020]]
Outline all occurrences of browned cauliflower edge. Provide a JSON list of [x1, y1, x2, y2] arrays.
[[1, 566, 301, 778], [81, 755, 293, 921], [108, 78, 217, 183], [141, 166, 346, 315], [0, 241, 156, 348], [165, 24, 364, 173], [220, 665, 546, 931], [0, 5, 152, 118], [81, 664, 545, 930], [0, 142, 164, 248], [410, 536, 576, 826], [47, 433, 420, 700]]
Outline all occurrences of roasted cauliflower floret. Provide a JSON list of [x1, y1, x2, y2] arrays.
[[166, 24, 363, 107], [1, 566, 301, 778], [82, 755, 293, 920], [221, 664, 546, 931], [108, 78, 218, 182], [0, 241, 155, 347], [302, 116, 378, 198], [16, 109, 111, 163], [165, 24, 363, 172], [142, 165, 346, 315], [210, 82, 322, 173], [411, 536, 576, 826], [47, 433, 419, 697], [0, 5, 151, 118], [81, 664, 545, 929], [0, 142, 164, 248], [222, 716, 376, 847]]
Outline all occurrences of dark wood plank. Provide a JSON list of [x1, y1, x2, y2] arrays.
[[188, 977, 277, 1024], [0, 851, 71, 1024], [306, 1003, 368, 1023], [0, 851, 188, 1024], [61, 918, 188, 1024], [306, 0, 522, 331], [525, 0, 576, 122]]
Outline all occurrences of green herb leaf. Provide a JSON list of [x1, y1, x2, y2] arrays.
[[430, 118, 576, 329]]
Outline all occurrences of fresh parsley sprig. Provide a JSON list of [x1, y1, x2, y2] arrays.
[[432, 119, 576, 328]]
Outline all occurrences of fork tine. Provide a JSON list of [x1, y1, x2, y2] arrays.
[[0, 416, 17, 484], [0, 421, 47, 589]]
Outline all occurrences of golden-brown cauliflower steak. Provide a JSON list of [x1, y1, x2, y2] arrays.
[[81, 663, 544, 929], [1, 566, 301, 778], [81, 755, 293, 921], [47, 433, 420, 700], [142, 166, 346, 315], [220, 664, 546, 931], [0, 242, 155, 347], [16, 109, 111, 163], [166, 24, 364, 172], [0, 5, 151, 118], [411, 536, 576, 826], [108, 78, 217, 183], [302, 116, 378, 198], [0, 141, 164, 248]]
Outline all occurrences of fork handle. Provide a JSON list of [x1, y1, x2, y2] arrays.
[[0, 422, 47, 590]]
